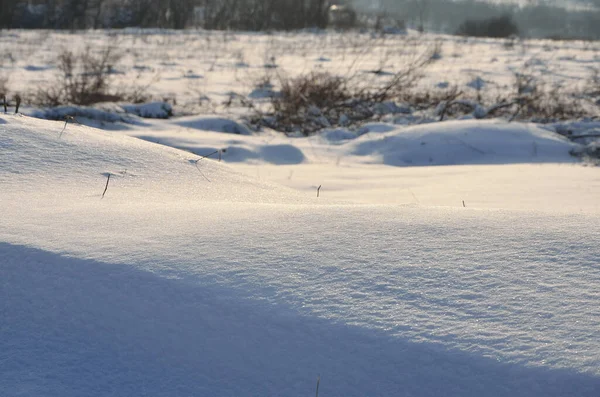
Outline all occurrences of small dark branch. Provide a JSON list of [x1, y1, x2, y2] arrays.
[[192, 148, 227, 181], [202, 150, 219, 159], [14, 94, 21, 114], [101, 174, 111, 199], [2, 95, 6, 113], [486, 101, 515, 117], [59, 115, 76, 139], [200, 148, 227, 161], [315, 375, 320, 397], [437, 90, 464, 121], [192, 159, 211, 182], [508, 102, 523, 122], [317, 185, 322, 198], [462, 200, 466, 208]]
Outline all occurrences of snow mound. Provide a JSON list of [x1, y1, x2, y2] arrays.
[[29, 101, 173, 123], [131, 129, 308, 165], [29, 105, 130, 123], [318, 128, 360, 143], [172, 116, 252, 135], [121, 102, 173, 119], [348, 119, 580, 166], [2, 114, 600, 397], [0, 115, 301, 204]]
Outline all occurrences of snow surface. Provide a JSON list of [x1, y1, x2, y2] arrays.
[[3, 29, 600, 120], [2, 26, 600, 397], [2, 114, 600, 396], [118, 116, 598, 213]]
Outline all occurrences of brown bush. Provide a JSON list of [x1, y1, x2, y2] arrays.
[[33, 46, 125, 107], [272, 72, 351, 123], [257, 45, 438, 134]]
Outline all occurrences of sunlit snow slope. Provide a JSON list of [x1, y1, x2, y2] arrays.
[[1, 115, 600, 397], [125, 117, 599, 213]]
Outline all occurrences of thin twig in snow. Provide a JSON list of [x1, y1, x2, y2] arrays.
[[59, 115, 76, 139], [200, 149, 226, 161], [315, 375, 320, 397], [101, 174, 111, 199], [192, 148, 228, 181], [193, 158, 211, 182], [409, 188, 419, 204]]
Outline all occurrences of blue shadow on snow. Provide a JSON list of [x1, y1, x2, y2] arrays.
[[1, 242, 598, 397]]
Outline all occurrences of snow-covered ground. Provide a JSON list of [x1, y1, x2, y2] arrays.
[[2, 112, 600, 396], [2, 29, 600, 116], [2, 29, 600, 396], [118, 116, 599, 213]]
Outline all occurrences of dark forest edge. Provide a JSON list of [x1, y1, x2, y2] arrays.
[[1, 0, 600, 40]]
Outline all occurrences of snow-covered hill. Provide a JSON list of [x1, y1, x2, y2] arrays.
[[118, 116, 599, 212], [2, 115, 600, 396]]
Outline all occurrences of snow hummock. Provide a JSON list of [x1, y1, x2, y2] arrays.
[[172, 115, 252, 135], [0, 115, 300, 204], [348, 119, 578, 166], [29, 101, 174, 123], [2, 114, 600, 396], [121, 102, 173, 119]]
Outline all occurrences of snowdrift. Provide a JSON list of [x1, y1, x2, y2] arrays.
[[347, 120, 579, 166], [1, 115, 600, 397], [0, 114, 302, 204], [123, 118, 581, 168]]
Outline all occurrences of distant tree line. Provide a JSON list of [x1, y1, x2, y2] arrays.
[[356, 0, 600, 39], [0, 0, 330, 30], [2, 0, 600, 39]]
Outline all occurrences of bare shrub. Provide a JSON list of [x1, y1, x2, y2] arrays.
[[437, 66, 596, 122], [0, 75, 8, 98], [508, 72, 590, 121], [0, 75, 16, 113], [272, 72, 351, 123], [31, 45, 156, 108], [33, 46, 124, 107], [402, 84, 459, 108], [256, 46, 438, 134]]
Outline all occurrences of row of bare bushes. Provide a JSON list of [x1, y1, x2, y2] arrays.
[[251, 45, 440, 134], [2, 42, 599, 137], [1, 46, 154, 114], [248, 49, 600, 134]]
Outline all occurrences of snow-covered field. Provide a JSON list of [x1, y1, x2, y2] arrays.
[[2, 29, 600, 115], [2, 29, 600, 396]]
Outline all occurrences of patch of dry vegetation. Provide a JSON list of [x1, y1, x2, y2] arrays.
[[252, 45, 439, 134], [32, 46, 151, 107]]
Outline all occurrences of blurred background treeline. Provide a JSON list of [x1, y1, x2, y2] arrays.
[[1, 0, 599, 39]]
